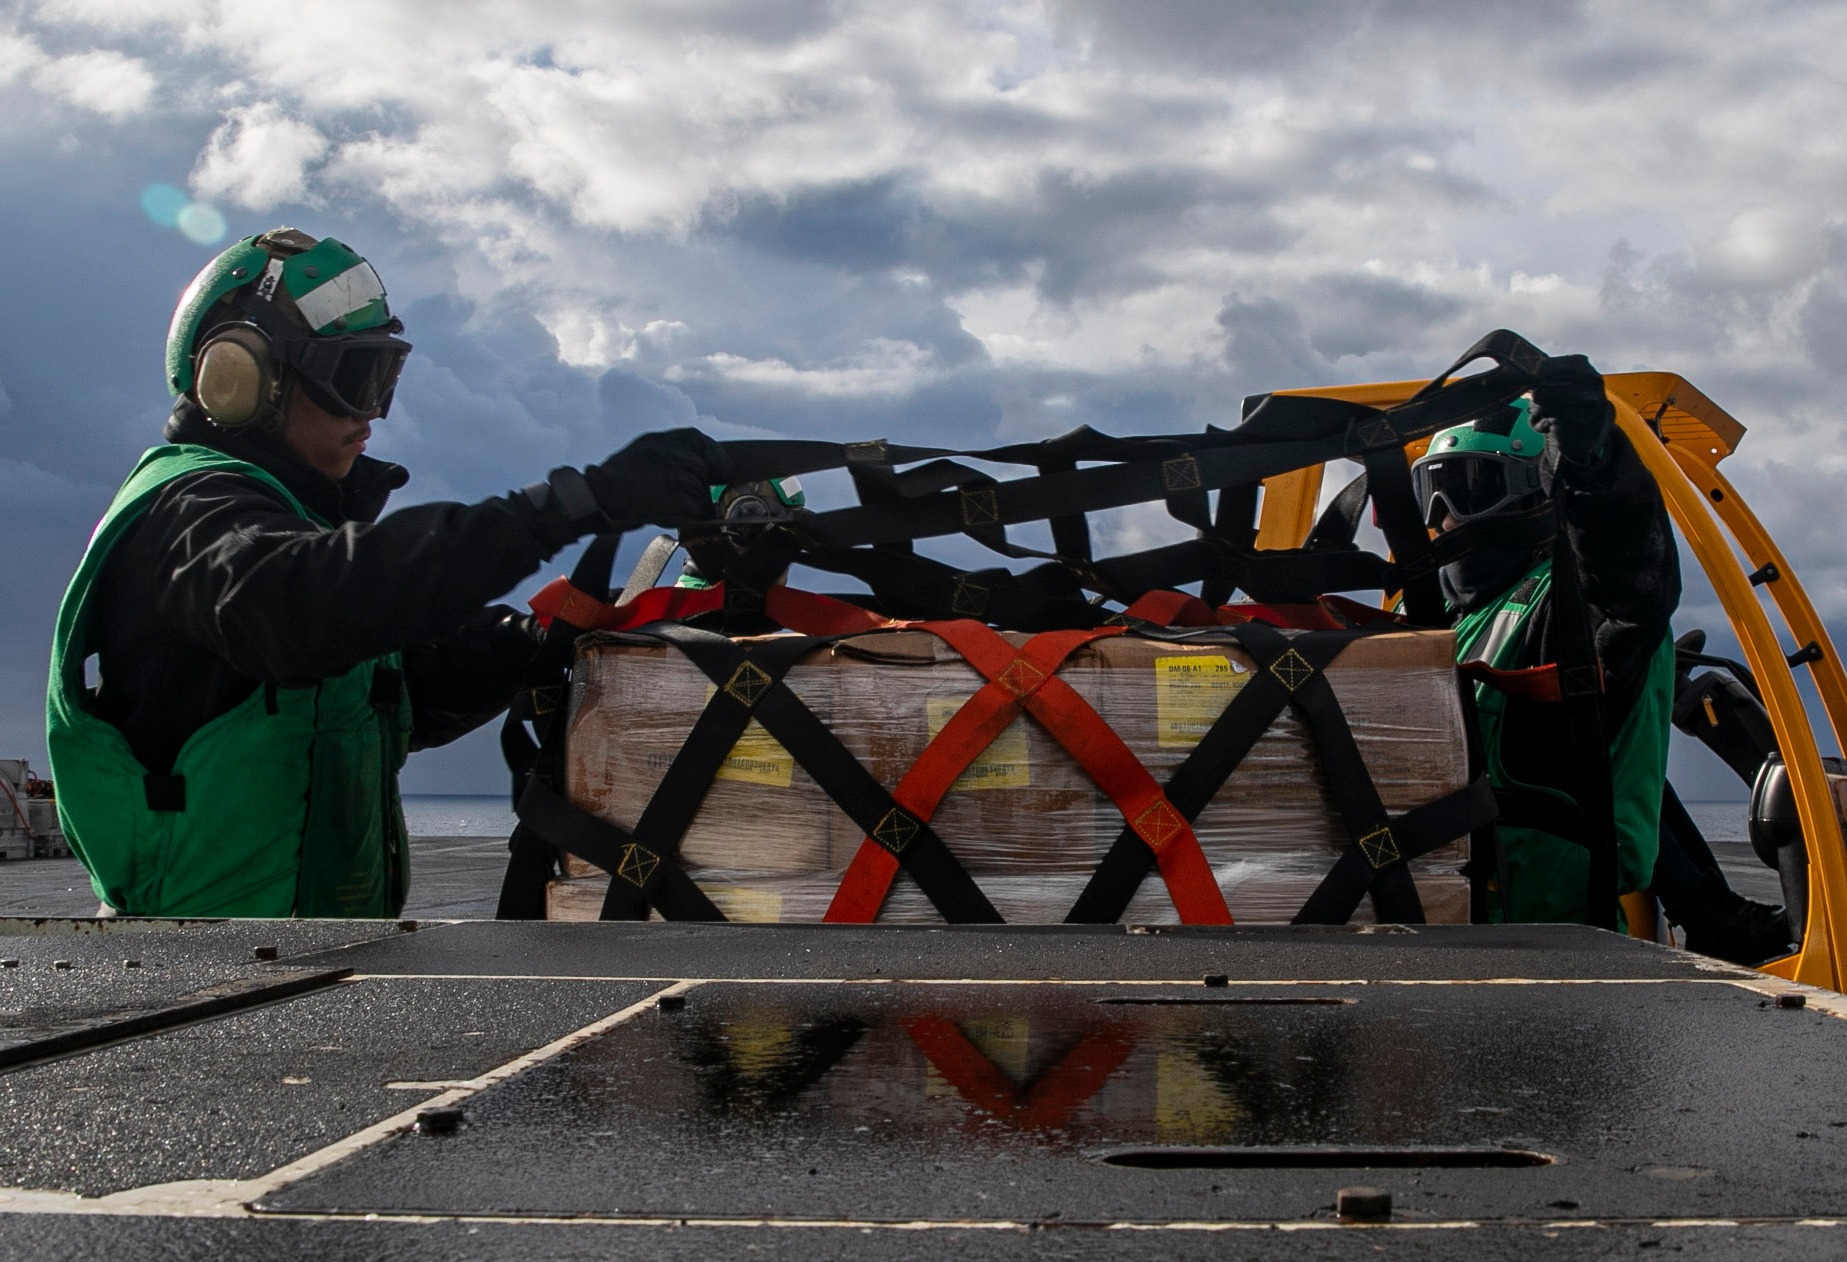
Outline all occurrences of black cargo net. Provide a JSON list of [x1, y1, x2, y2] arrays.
[[497, 330, 1614, 928]]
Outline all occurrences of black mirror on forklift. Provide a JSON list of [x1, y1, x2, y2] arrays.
[[1671, 629, 1779, 785], [1748, 752, 1845, 949], [1671, 626, 1847, 952]]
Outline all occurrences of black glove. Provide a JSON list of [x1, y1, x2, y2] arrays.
[[1527, 353, 1613, 466], [584, 428, 734, 533]]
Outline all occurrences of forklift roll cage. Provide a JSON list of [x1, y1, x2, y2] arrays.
[[1261, 372, 1847, 991]]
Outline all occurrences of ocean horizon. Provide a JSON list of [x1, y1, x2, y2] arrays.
[[402, 794, 1760, 844]]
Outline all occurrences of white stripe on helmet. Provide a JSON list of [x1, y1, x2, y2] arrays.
[[295, 261, 386, 331]]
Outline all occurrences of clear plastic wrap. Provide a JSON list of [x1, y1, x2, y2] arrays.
[[555, 625, 1472, 924]]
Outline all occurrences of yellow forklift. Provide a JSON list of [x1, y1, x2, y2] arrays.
[[1259, 369, 1847, 990]]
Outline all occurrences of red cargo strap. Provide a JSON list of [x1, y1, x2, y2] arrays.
[[826, 619, 1234, 925], [824, 625, 1110, 923], [529, 577, 712, 630], [529, 578, 899, 637], [1458, 659, 1572, 703], [1112, 589, 1219, 627], [1109, 592, 1406, 633], [902, 1014, 1137, 1130], [1212, 595, 1409, 631]]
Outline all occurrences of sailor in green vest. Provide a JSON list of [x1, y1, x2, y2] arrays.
[[1410, 356, 1789, 961], [47, 227, 729, 918]]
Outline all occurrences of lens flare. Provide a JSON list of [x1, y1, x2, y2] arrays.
[[142, 184, 229, 246], [177, 202, 228, 246], [138, 184, 189, 228]]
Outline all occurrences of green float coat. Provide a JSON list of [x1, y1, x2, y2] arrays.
[[1454, 560, 1674, 924], [46, 445, 412, 917]]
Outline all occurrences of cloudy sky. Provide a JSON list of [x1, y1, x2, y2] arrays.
[[2, 0, 1843, 800]]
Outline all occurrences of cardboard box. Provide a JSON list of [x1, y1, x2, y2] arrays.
[[830, 631, 1108, 875], [1093, 631, 1470, 869], [555, 624, 1474, 923], [562, 635, 858, 878]]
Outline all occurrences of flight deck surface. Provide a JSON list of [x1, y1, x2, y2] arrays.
[[2, 919, 1844, 1259]]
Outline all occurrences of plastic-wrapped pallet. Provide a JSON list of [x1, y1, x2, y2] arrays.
[[548, 624, 1472, 924]]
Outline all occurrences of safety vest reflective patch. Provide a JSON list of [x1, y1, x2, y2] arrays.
[[46, 444, 412, 918]]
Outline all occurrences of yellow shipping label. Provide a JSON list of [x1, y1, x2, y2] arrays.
[[715, 719, 795, 787], [1154, 654, 1248, 748], [702, 684, 796, 786], [926, 696, 1031, 790], [705, 886, 784, 924]]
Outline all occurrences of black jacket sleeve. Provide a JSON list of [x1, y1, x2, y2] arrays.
[[140, 471, 555, 686], [401, 605, 544, 750]]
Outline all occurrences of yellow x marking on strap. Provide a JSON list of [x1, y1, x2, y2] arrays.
[[1269, 648, 1316, 691], [997, 658, 1048, 698], [873, 808, 921, 854], [961, 487, 1000, 527], [1132, 799, 1187, 853], [616, 842, 662, 887], [724, 660, 774, 706], [1357, 826, 1401, 869]]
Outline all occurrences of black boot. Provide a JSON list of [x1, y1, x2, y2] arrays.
[[1669, 871, 1793, 965]]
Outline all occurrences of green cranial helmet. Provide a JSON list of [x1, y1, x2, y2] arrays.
[[1409, 397, 1546, 530], [164, 227, 411, 427]]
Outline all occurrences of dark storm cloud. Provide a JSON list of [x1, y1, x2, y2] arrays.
[[1297, 270, 1469, 360], [1538, 40, 1708, 91], [1799, 273, 1847, 370], [1012, 166, 1287, 303], [1600, 240, 1769, 362], [721, 112, 1489, 309], [589, 0, 847, 45], [1216, 293, 1330, 388], [345, 295, 727, 506], [722, 165, 1293, 304], [0, 122, 219, 483], [379, 294, 602, 498], [0, 105, 234, 764], [924, 84, 1232, 154], [1596, 239, 1837, 423], [723, 177, 929, 274], [1049, 0, 1587, 73]]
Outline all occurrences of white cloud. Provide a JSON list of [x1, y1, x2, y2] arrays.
[[22, 0, 198, 32], [669, 339, 939, 398], [0, 28, 46, 84], [189, 100, 329, 209], [4, 1, 1842, 431], [29, 48, 153, 118], [542, 306, 635, 369], [1702, 206, 1828, 289]]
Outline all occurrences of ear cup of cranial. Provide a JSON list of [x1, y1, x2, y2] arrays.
[[194, 325, 278, 427]]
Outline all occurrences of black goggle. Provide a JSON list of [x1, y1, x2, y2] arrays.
[[288, 333, 413, 418], [1411, 453, 1542, 529]]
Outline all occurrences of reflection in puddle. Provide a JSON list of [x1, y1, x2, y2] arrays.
[[584, 986, 1494, 1150], [556, 983, 1638, 1158], [681, 1011, 869, 1121]]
